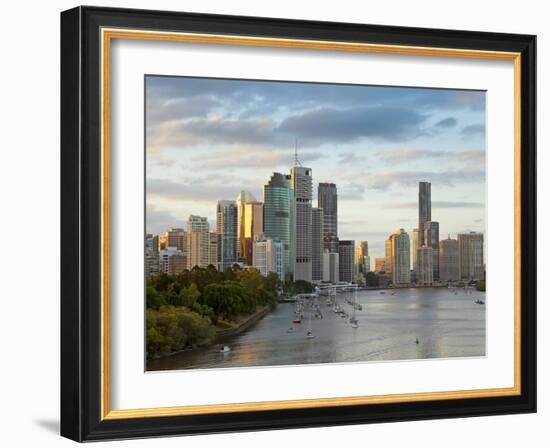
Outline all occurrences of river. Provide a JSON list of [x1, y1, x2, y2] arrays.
[[147, 287, 486, 371]]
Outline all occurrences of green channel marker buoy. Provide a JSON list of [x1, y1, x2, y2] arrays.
[[416, 338, 419, 345]]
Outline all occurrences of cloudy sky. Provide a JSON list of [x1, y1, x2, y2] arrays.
[[146, 75, 486, 260]]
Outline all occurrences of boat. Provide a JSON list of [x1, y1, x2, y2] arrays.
[[379, 291, 386, 295], [350, 288, 359, 328], [474, 299, 485, 305], [292, 316, 302, 324], [287, 327, 295, 333], [220, 345, 231, 353], [306, 309, 315, 339]]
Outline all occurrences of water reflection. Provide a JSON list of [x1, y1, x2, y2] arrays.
[[147, 287, 486, 372]]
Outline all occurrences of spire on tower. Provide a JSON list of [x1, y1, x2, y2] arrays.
[[293, 139, 301, 167]]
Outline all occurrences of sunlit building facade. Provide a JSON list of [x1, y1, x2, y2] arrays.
[[186, 215, 211, 270], [235, 190, 257, 259], [241, 201, 263, 266]]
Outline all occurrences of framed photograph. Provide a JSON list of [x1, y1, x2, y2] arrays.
[[60, 6, 536, 441]]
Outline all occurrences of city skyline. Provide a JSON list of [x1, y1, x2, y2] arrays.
[[146, 76, 486, 260]]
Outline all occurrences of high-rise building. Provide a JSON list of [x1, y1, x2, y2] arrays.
[[318, 182, 338, 252], [355, 240, 370, 276], [241, 201, 263, 265], [165, 228, 186, 253], [423, 221, 440, 281], [412, 228, 419, 274], [252, 235, 285, 280], [375, 257, 387, 273], [417, 246, 434, 285], [291, 164, 313, 282], [263, 172, 294, 277], [338, 240, 355, 283], [418, 181, 431, 246], [235, 190, 257, 259], [439, 237, 459, 282], [145, 234, 160, 277], [159, 246, 186, 275], [186, 215, 211, 269], [158, 234, 167, 250], [364, 256, 371, 273], [216, 200, 238, 272], [458, 232, 484, 280], [311, 207, 324, 282], [323, 250, 339, 283], [385, 237, 394, 276], [145, 233, 159, 255], [209, 232, 218, 269], [390, 229, 411, 285]]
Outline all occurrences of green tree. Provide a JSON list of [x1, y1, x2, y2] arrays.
[[365, 272, 379, 287], [475, 280, 486, 291], [146, 285, 167, 309], [293, 280, 314, 294]]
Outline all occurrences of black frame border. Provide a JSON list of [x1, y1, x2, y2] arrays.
[[61, 6, 536, 442]]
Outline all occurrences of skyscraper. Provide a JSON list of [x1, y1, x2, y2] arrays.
[[165, 228, 186, 253], [291, 164, 313, 282], [145, 234, 160, 277], [412, 228, 419, 274], [417, 246, 434, 285], [209, 232, 218, 269], [263, 172, 294, 278], [338, 240, 355, 283], [311, 207, 324, 282], [235, 190, 257, 259], [186, 215, 211, 270], [318, 182, 338, 252], [375, 257, 386, 273], [253, 235, 285, 281], [216, 200, 238, 272], [242, 201, 263, 265], [385, 237, 394, 276], [439, 237, 459, 282], [390, 229, 411, 285], [418, 181, 431, 246], [458, 232, 484, 280], [355, 241, 370, 276], [423, 221, 440, 281], [323, 250, 339, 283]]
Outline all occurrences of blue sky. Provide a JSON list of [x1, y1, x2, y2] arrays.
[[146, 76, 486, 260]]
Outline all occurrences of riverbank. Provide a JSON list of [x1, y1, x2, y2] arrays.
[[216, 305, 271, 337], [148, 304, 272, 361]]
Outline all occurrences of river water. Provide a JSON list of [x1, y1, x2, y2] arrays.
[[147, 287, 486, 372]]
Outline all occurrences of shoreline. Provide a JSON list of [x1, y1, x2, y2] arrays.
[[148, 304, 272, 361]]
